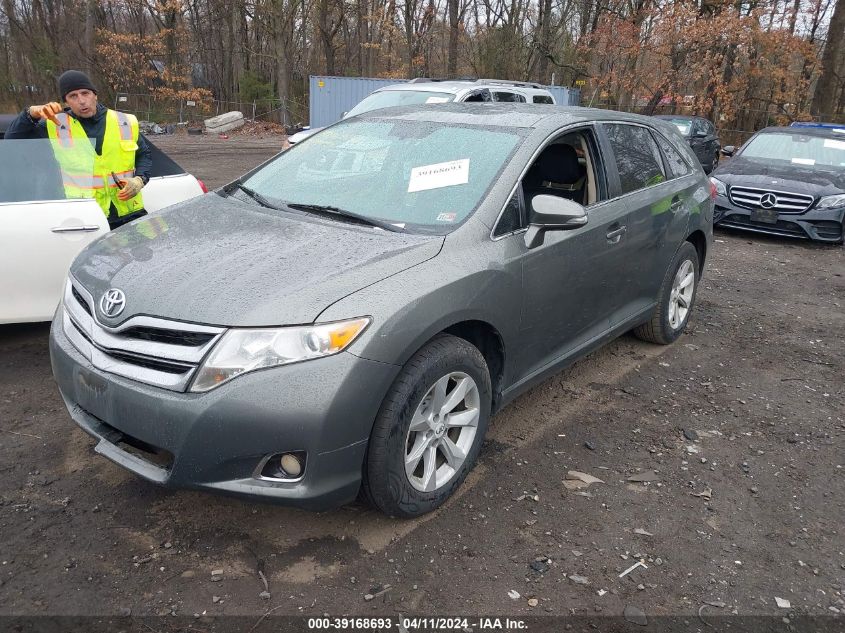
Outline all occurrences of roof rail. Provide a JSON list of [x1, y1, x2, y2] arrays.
[[409, 77, 445, 83], [475, 78, 545, 89], [789, 121, 844, 130]]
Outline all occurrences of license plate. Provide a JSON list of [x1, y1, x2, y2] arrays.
[[750, 207, 778, 224]]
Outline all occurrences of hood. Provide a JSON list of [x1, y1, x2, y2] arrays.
[[70, 193, 444, 327], [713, 156, 845, 196]]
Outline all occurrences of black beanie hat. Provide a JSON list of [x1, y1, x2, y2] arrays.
[[58, 70, 97, 100]]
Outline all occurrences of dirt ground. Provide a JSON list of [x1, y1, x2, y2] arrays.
[[1, 133, 843, 630]]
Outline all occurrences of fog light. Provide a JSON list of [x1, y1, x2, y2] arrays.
[[257, 450, 306, 481], [280, 453, 302, 478]]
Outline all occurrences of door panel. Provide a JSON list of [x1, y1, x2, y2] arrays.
[[516, 197, 630, 382], [0, 199, 108, 323], [621, 179, 694, 317]]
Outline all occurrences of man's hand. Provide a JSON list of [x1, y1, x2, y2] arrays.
[[116, 176, 144, 201], [28, 102, 63, 124]]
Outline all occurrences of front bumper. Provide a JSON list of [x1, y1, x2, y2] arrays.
[[49, 308, 400, 510], [714, 196, 844, 243]]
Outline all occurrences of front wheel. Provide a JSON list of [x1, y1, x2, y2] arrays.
[[362, 334, 491, 518], [634, 241, 700, 345]]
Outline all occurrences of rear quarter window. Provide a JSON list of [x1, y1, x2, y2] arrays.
[[494, 92, 526, 103], [652, 131, 693, 178], [603, 123, 666, 194]]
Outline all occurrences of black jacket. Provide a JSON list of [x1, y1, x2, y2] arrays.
[[5, 103, 152, 182]]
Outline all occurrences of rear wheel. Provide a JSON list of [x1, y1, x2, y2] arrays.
[[362, 334, 491, 518], [634, 242, 700, 345]]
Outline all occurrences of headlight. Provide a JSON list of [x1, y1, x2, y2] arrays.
[[190, 317, 370, 392], [709, 177, 727, 197], [815, 193, 845, 210]]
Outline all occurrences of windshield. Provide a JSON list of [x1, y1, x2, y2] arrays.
[[242, 118, 523, 233], [345, 90, 455, 118], [741, 132, 845, 168], [664, 118, 692, 136]]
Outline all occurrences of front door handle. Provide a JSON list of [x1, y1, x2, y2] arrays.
[[606, 225, 627, 244], [670, 198, 684, 212], [51, 225, 101, 233]]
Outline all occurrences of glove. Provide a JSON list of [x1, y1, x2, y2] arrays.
[[28, 102, 62, 124], [116, 176, 144, 201]]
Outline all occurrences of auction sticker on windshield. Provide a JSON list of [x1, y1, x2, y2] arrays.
[[408, 159, 470, 193]]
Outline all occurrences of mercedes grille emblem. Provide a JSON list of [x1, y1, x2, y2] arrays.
[[100, 288, 126, 318], [760, 193, 778, 209]]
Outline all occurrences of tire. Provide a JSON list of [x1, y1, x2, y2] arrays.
[[362, 334, 491, 518], [634, 241, 700, 345]]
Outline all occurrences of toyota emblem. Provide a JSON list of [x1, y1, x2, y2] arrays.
[[760, 193, 778, 209], [100, 288, 126, 318]]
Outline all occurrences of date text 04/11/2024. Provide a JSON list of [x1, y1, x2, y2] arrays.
[[307, 617, 528, 630]]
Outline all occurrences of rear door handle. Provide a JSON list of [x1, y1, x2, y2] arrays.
[[51, 225, 101, 233], [670, 198, 684, 212], [606, 225, 627, 243]]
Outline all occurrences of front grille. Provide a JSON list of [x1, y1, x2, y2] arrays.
[[72, 285, 92, 316], [119, 326, 216, 347], [62, 278, 225, 391], [720, 214, 807, 238], [106, 351, 193, 375], [729, 186, 814, 214]]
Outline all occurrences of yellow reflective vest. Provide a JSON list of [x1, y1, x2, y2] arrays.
[[46, 109, 144, 218]]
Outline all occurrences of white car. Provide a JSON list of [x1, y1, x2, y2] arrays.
[[288, 79, 558, 144], [0, 136, 206, 324]]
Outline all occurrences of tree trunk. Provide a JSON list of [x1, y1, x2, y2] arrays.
[[537, 0, 552, 83], [274, 0, 290, 126], [318, 0, 336, 75], [811, 0, 845, 117], [447, 0, 459, 77], [84, 0, 96, 74]]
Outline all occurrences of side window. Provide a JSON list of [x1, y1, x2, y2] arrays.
[[603, 124, 666, 195], [493, 91, 524, 103], [532, 95, 554, 104], [463, 89, 491, 103], [651, 131, 692, 178], [493, 190, 523, 237]]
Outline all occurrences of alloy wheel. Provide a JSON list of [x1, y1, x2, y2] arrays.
[[404, 372, 480, 492], [668, 259, 695, 330]]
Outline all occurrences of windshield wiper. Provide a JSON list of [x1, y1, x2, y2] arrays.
[[285, 202, 403, 232], [225, 181, 285, 211]]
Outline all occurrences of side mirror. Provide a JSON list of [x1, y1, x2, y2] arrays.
[[524, 195, 588, 248], [721, 145, 736, 157], [341, 111, 349, 118]]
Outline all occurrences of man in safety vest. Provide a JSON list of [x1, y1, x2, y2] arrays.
[[5, 70, 152, 229]]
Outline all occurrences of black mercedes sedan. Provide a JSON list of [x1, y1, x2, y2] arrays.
[[711, 125, 845, 244], [654, 115, 721, 173]]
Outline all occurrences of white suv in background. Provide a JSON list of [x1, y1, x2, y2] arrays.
[[288, 79, 557, 144]]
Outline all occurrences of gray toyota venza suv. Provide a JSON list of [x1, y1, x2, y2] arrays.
[[50, 104, 714, 517]]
